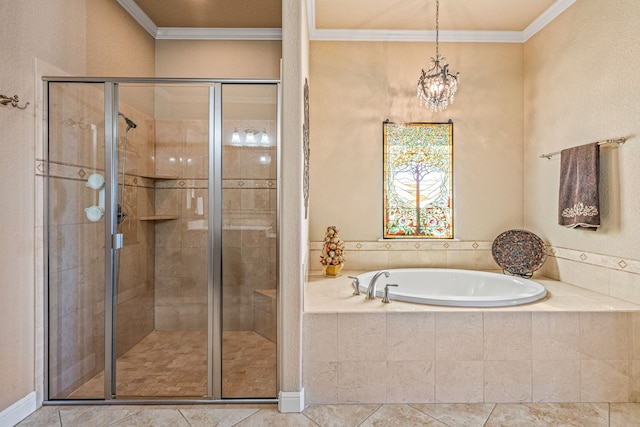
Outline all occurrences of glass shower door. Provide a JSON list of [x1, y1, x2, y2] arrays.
[[46, 79, 279, 402], [221, 84, 278, 398], [112, 84, 211, 398], [47, 82, 107, 399]]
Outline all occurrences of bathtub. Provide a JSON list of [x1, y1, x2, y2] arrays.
[[355, 268, 547, 307]]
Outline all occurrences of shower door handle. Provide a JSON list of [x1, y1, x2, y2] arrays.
[[112, 233, 123, 250]]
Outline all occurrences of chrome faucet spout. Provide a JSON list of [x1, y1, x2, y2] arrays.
[[366, 270, 390, 300]]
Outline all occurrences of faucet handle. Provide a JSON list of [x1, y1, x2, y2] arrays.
[[347, 276, 360, 295], [382, 284, 398, 303]]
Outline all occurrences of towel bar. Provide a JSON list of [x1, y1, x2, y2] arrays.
[[540, 138, 626, 159]]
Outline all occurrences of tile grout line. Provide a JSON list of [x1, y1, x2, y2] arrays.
[[483, 403, 497, 426], [357, 404, 383, 426], [300, 410, 322, 427], [178, 408, 192, 426]]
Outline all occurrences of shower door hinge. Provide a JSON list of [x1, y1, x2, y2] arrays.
[[112, 233, 123, 250]]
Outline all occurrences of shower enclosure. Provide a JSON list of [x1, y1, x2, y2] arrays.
[[44, 78, 279, 401]]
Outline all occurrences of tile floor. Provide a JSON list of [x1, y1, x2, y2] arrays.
[[17, 402, 640, 426], [67, 330, 276, 399]]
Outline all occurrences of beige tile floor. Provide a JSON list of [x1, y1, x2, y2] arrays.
[[17, 402, 640, 426], [68, 330, 276, 399]]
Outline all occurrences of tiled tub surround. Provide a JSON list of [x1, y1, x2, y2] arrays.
[[303, 271, 640, 405], [309, 240, 640, 305]]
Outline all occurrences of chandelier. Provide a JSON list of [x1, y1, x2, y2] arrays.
[[417, 0, 459, 112]]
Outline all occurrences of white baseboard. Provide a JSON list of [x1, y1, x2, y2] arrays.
[[0, 392, 37, 427], [278, 388, 305, 412]]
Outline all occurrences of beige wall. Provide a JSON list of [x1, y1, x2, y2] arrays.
[[523, 0, 640, 259], [0, 0, 154, 413], [279, 0, 309, 404], [86, 0, 156, 77], [155, 40, 282, 79], [309, 42, 524, 242]]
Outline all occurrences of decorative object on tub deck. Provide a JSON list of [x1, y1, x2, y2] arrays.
[[320, 226, 345, 277], [558, 142, 600, 230], [492, 229, 547, 278]]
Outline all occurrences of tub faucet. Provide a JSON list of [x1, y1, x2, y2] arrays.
[[382, 284, 399, 303], [366, 270, 390, 300], [347, 276, 360, 296]]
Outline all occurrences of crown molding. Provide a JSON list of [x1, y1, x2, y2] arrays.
[[117, 0, 575, 43], [116, 0, 281, 40], [155, 27, 282, 40], [522, 0, 577, 41], [117, 0, 158, 38], [308, 29, 525, 43], [307, 0, 576, 43]]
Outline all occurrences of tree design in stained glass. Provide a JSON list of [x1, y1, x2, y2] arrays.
[[383, 122, 453, 239]]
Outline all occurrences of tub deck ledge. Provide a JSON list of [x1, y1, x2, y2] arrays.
[[305, 270, 640, 313]]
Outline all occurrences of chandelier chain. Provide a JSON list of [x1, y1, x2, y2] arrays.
[[435, 0, 440, 58]]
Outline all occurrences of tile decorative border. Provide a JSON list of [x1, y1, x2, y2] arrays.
[[309, 240, 497, 273], [310, 240, 492, 252], [547, 246, 640, 276], [309, 241, 640, 304], [37, 161, 277, 192], [222, 179, 277, 189], [154, 179, 208, 189], [36, 159, 156, 188], [310, 240, 640, 277]]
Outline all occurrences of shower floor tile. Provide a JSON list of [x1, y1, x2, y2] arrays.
[[68, 330, 276, 399]]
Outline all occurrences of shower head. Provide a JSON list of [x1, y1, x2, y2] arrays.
[[118, 112, 138, 130]]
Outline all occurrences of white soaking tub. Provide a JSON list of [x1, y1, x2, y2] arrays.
[[355, 268, 547, 307]]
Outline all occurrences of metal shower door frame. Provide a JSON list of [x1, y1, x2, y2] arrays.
[[43, 77, 279, 404]]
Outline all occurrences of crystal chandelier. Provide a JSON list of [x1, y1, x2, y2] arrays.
[[417, 0, 459, 112]]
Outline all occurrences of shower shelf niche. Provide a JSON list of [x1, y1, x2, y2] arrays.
[[138, 173, 179, 180], [138, 173, 180, 220], [139, 215, 179, 221]]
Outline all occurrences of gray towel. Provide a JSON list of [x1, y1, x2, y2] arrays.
[[558, 142, 600, 229]]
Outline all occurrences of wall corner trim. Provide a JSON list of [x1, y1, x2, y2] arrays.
[[278, 388, 305, 412], [0, 392, 37, 426]]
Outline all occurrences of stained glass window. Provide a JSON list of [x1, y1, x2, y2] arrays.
[[383, 122, 453, 239]]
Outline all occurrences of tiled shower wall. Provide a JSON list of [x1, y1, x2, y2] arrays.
[[152, 120, 210, 331], [42, 83, 156, 397], [152, 120, 277, 333]]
